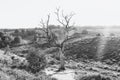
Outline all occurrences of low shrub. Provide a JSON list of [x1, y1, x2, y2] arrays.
[[13, 36, 22, 44], [75, 74, 113, 80], [26, 49, 47, 73]]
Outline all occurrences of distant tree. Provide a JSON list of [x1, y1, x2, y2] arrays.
[[21, 29, 26, 33], [81, 29, 88, 34], [96, 33, 101, 36], [0, 32, 4, 37], [14, 29, 19, 33], [26, 30, 35, 36], [13, 36, 22, 44]]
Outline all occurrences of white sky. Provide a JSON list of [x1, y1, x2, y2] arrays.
[[0, 0, 120, 29]]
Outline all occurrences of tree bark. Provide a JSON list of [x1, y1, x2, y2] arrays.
[[58, 47, 65, 71]]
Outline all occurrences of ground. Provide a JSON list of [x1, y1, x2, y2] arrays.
[[1, 27, 120, 80], [45, 60, 120, 80]]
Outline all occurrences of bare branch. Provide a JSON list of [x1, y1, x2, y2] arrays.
[[55, 8, 75, 30], [46, 14, 50, 28], [55, 8, 66, 26], [39, 14, 51, 35], [40, 19, 45, 28], [39, 28, 46, 33], [40, 14, 50, 28]]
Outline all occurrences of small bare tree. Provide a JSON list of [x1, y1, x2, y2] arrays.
[[37, 9, 75, 71], [35, 14, 52, 45], [54, 8, 75, 71], [40, 14, 50, 39]]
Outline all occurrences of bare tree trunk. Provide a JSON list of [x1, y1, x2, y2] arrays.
[[58, 47, 65, 71], [4, 45, 10, 55]]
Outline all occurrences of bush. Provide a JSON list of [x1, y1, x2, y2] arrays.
[[96, 33, 101, 36], [75, 74, 112, 80], [26, 49, 47, 73], [14, 29, 20, 33], [13, 36, 22, 44], [0, 32, 4, 37], [0, 35, 13, 48], [81, 29, 88, 35]]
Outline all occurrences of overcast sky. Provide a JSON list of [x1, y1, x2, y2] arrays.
[[0, 0, 120, 29]]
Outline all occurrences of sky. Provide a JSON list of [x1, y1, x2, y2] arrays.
[[0, 0, 120, 29]]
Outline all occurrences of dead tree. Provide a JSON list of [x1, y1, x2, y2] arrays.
[[54, 8, 75, 71], [38, 14, 53, 45], [4, 45, 10, 55], [37, 9, 75, 71]]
